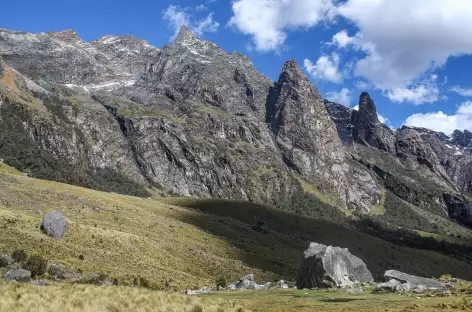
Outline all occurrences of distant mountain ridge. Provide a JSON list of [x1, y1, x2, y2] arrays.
[[1, 25, 472, 231]]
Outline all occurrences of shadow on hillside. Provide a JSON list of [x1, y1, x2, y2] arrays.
[[170, 198, 472, 282]]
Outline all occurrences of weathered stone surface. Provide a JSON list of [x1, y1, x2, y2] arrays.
[[41, 212, 68, 239], [267, 61, 380, 212], [443, 193, 472, 227], [384, 270, 446, 290], [374, 279, 401, 293], [352, 92, 396, 153], [296, 242, 374, 289], [3, 269, 31, 282], [395, 282, 413, 293], [0, 253, 15, 266]]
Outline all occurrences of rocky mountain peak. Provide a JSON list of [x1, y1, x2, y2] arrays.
[[358, 92, 378, 121], [452, 129, 472, 148], [277, 59, 322, 100], [175, 25, 197, 43], [47, 29, 81, 43], [351, 92, 396, 152]]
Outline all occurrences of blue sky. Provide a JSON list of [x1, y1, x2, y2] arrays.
[[3, 0, 472, 134]]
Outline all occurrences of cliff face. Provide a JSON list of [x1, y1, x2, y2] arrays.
[[1, 26, 472, 225]]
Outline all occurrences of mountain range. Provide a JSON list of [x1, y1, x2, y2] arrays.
[[1, 25, 472, 234]]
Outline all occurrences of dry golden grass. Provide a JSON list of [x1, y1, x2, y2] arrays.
[[0, 280, 248, 312], [0, 164, 280, 290], [1, 162, 472, 294]]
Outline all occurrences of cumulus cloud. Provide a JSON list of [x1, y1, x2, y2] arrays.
[[386, 85, 439, 105], [326, 88, 351, 106], [329, 29, 356, 48], [304, 53, 342, 83], [451, 86, 472, 97], [228, 0, 335, 52], [404, 101, 472, 134], [163, 5, 219, 40], [337, 1, 472, 90]]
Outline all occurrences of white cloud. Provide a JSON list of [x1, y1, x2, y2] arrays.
[[336, 0, 472, 93], [228, 0, 335, 52], [330, 29, 355, 48], [163, 5, 219, 40], [404, 101, 472, 134], [354, 80, 371, 91], [352, 105, 359, 111], [386, 84, 439, 105], [326, 88, 351, 106], [304, 53, 342, 83], [451, 86, 472, 97]]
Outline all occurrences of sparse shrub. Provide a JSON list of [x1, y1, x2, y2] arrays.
[[215, 275, 227, 288], [439, 274, 452, 282], [133, 276, 150, 288], [12, 250, 27, 263], [190, 305, 203, 312], [78, 255, 84, 261], [23, 255, 47, 277], [0, 255, 9, 267]]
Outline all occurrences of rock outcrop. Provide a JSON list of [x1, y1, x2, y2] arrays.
[[384, 270, 447, 290], [41, 212, 68, 239], [3, 269, 31, 282], [296, 242, 373, 289], [374, 279, 401, 293], [352, 92, 396, 153], [443, 193, 472, 227]]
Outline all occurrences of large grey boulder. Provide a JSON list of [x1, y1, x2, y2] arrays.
[[296, 242, 374, 289], [41, 212, 68, 239], [384, 270, 446, 290], [4, 269, 31, 282]]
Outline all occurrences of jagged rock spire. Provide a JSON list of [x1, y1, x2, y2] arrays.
[[175, 25, 196, 43], [352, 92, 396, 152], [358, 92, 379, 122]]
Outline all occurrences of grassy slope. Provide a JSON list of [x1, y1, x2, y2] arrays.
[[1, 163, 472, 291], [0, 280, 247, 312]]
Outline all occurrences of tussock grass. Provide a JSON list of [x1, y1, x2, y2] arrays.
[[0, 281, 248, 312]]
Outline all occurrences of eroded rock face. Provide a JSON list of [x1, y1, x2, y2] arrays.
[[296, 242, 373, 289], [443, 194, 472, 227], [352, 93, 396, 153], [267, 61, 381, 212]]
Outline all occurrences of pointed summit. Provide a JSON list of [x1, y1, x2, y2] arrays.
[[175, 25, 196, 43], [352, 92, 396, 152], [277, 59, 322, 99], [358, 92, 377, 118]]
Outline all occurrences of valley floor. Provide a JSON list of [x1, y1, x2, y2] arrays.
[[1, 281, 472, 312], [210, 287, 472, 312]]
